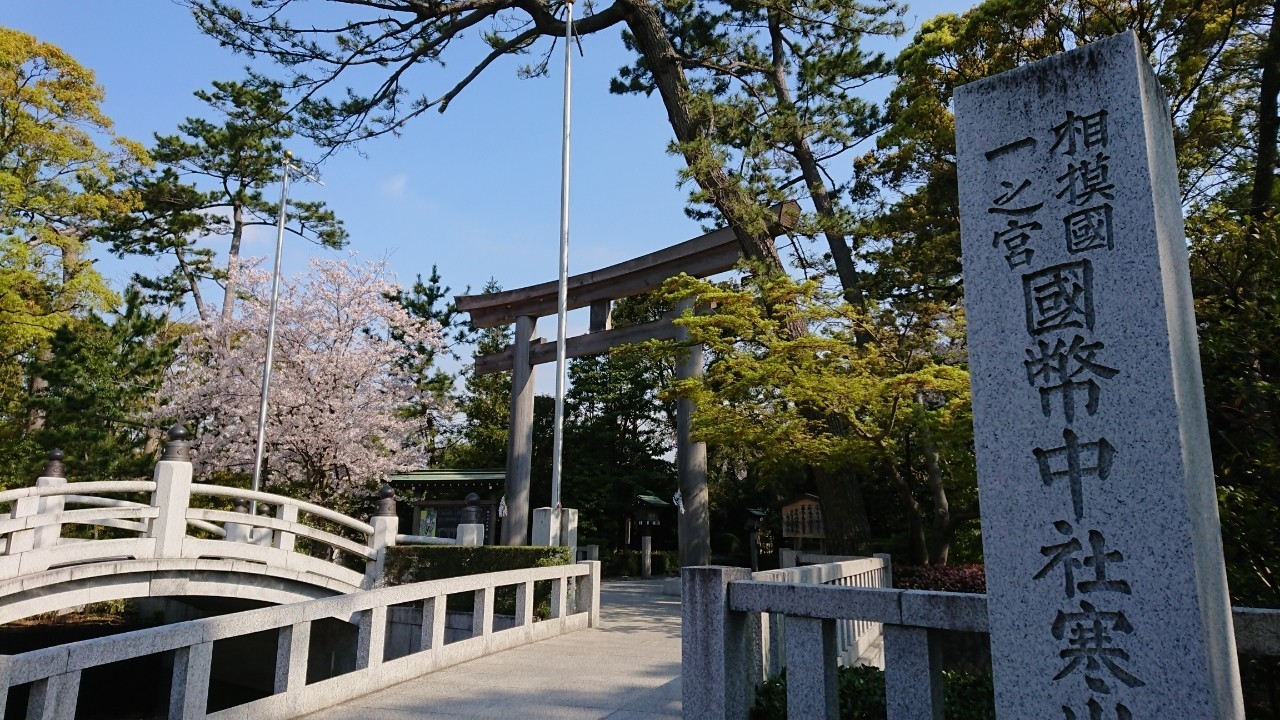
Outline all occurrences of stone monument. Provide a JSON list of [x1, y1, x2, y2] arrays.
[[955, 31, 1242, 718]]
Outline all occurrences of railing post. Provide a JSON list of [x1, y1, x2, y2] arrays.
[[859, 552, 893, 665], [150, 425, 193, 559], [883, 625, 944, 720], [223, 499, 251, 543], [559, 508, 578, 558], [682, 566, 754, 720], [273, 504, 298, 553], [550, 576, 566, 619], [251, 503, 273, 545], [363, 484, 398, 589], [28, 671, 80, 720], [419, 595, 446, 651], [874, 552, 893, 588], [514, 581, 534, 627], [576, 560, 601, 628], [356, 605, 387, 670], [472, 586, 494, 637], [457, 492, 485, 546], [274, 621, 310, 693], [0, 656, 10, 718], [8, 451, 65, 558], [170, 641, 213, 720], [34, 450, 67, 549], [784, 615, 838, 720], [779, 548, 799, 569]]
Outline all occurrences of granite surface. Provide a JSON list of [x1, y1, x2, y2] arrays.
[[955, 30, 1242, 717]]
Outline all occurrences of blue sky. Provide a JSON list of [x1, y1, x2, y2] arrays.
[[8, 0, 954, 382]]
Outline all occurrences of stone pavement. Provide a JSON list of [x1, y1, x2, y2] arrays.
[[300, 578, 682, 720]]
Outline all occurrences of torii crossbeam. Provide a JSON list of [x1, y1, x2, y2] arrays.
[[455, 202, 797, 564]]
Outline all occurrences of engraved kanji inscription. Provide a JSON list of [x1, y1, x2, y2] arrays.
[[989, 179, 1044, 216], [1034, 521, 1132, 598], [1050, 110, 1109, 156], [1063, 699, 1133, 720], [1024, 335, 1119, 422], [995, 219, 1042, 268], [985, 136, 1037, 161], [1034, 429, 1116, 521], [1024, 261, 1095, 336], [1053, 600, 1146, 693], [1064, 204, 1114, 253], [1056, 153, 1116, 206]]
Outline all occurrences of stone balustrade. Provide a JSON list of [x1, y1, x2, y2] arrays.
[[1, 560, 601, 720], [751, 553, 891, 675], [0, 431, 486, 621], [682, 563, 1280, 720], [0, 435, 401, 595]]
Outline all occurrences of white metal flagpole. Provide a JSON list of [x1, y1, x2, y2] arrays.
[[550, 0, 574, 517], [250, 152, 321, 509], [250, 152, 292, 505]]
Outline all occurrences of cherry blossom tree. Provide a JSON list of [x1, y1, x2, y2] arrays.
[[160, 255, 442, 504]]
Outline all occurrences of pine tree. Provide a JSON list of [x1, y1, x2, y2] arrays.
[[100, 79, 347, 320], [26, 288, 178, 484]]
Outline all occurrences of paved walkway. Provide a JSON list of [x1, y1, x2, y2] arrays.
[[301, 579, 682, 720]]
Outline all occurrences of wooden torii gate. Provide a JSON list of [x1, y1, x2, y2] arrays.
[[455, 202, 797, 565]]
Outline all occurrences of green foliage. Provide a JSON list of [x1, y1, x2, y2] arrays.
[[0, 28, 147, 488], [386, 265, 473, 465], [24, 288, 178, 485], [100, 78, 346, 320], [612, 0, 906, 298], [443, 280, 512, 470], [750, 666, 995, 720], [855, 0, 1263, 307], [1190, 208, 1280, 607], [641, 272, 975, 563], [382, 545, 573, 584], [894, 564, 987, 594]]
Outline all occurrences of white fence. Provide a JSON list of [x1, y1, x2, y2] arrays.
[[1, 560, 601, 720]]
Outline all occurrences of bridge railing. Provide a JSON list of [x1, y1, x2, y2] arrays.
[[0, 559, 601, 720], [752, 553, 891, 676], [682, 565, 1280, 720], [0, 430, 420, 592]]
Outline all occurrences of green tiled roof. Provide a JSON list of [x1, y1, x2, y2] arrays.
[[389, 469, 505, 483]]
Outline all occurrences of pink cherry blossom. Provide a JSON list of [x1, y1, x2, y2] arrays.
[[160, 254, 443, 503]]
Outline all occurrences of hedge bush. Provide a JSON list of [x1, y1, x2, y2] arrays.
[[383, 546, 574, 617], [894, 564, 987, 594], [383, 545, 573, 584], [750, 665, 994, 720]]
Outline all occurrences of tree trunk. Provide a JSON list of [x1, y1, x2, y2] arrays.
[[915, 390, 951, 565], [619, 0, 783, 268], [811, 465, 873, 555], [765, 11, 864, 307], [222, 200, 245, 321], [175, 247, 209, 321], [1252, 0, 1280, 221], [879, 441, 927, 565]]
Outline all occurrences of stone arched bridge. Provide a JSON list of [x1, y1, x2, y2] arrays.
[[0, 430, 403, 624]]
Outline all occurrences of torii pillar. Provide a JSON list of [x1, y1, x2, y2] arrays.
[[676, 298, 710, 567], [503, 315, 537, 545]]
